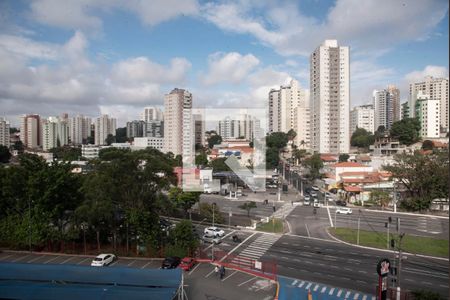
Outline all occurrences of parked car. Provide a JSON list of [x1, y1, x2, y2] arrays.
[[313, 200, 320, 208], [304, 198, 311, 206], [336, 200, 347, 206], [311, 186, 320, 191], [310, 191, 317, 197], [91, 253, 116, 267], [161, 256, 181, 269], [202, 234, 221, 244], [204, 226, 225, 237], [336, 207, 352, 214], [179, 257, 196, 271], [160, 218, 175, 231]]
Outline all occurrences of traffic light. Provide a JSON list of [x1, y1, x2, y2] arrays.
[[273, 206, 276, 212], [390, 267, 397, 276], [390, 239, 395, 248], [388, 216, 392, 223]]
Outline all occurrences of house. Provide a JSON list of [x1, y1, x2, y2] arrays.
[[320, 154, 338, 166], [328, 162, 373, 181], [370, 136, 406, 156]]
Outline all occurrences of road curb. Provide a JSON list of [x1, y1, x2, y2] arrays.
[[0, 249, 164, 260], [325, 228, 449, 261], [362, 209, 448, 219]]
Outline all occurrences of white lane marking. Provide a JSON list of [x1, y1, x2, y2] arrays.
[[358, 270, 367, 274], [237, 277, 256, 287], [337, 290, 343, 297], [77, 257, 90, 265], [188, 262, 201, 275], [12, 255, 31, 263], [27, 256, 43, 263], [43, 256, 60, 264], [221, 270, 237, 282], [220, 232, 257, 262], [305, 223, 311, 237], [354, 293, 360, 299], [205, 268, 217, 278], [109, 260, 118, 267], [298, 281, 305, 288], [141, 261, 152, 269], [291, 280, 298, 285], [321, 287, 326, 293], [127, 260, 135, 266], [305, 283, 312, 290], [60, 256, 76, 264], [327, 205, 334, 227], [204, 230, 236, 251], [329, 288, 335, 295], [0, 254, 14, 261]]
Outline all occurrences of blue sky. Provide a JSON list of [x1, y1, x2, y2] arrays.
[[0, 0, 448, 126]]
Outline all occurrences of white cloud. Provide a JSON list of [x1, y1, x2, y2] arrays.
[[0, 34, 59, 60], [202, 0, 448, 56], [404, 65, 449, 84], [202, 52, 260, 85]]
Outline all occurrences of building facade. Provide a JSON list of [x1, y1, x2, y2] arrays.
[[373, 85, 400, 131], [94, 114, 117, 145], [310, 40, 350, 154], [350, 104, 375, 134], [0, 117, 10, 147], [20, 114, 41, 149], [133, 137, 164, 151], [42, 116, 69, 151], [126, 120, 146, 138], [415, 92, 440, 138], [409, 76, 449, 132], [141, 106, 163, 123], [69, 115, 91, 145]]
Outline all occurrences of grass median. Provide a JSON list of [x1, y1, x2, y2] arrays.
[[329, 227, 449, 258], [256, 218, 284, 233]]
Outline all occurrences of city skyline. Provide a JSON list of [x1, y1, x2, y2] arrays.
[[0, 1, 448, 127]]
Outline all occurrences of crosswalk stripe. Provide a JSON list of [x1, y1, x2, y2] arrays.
[[354, 293, 360, 300], [313, 284, 319, 291], [329, 288, 335, 295], [305, 283, 312, 290], [321, 287, 326, 293], [345, 291, 351, 299], [362, 295, 367, 300], [291, 280, 298, 285], [371, 297, 376, 300], [298, 281, 305, 288], [337, 290, 343, 297]]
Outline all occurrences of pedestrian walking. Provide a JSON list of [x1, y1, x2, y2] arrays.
[[214, 265, 219, 278], [220, 266, 225, 279]]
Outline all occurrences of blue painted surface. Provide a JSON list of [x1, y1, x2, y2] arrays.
[[278, 276, 376, 300]]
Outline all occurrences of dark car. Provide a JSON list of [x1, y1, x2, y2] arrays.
[[160, 218, 174, 231], [336, 200, 347, 206], [161, 256, 181, 269]]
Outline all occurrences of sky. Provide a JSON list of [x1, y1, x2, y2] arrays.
[[0, 0, 448, 127]]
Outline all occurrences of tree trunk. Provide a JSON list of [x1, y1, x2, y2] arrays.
[[96, 230, 100, 252]]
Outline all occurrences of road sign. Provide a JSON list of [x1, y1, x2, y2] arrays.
[[377, 258, 391, 277]]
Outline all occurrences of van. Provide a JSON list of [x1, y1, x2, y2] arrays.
[[311, 186, 319, 191]]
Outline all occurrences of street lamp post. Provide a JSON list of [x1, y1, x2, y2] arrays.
[[212, 203, 216, 261], [81, 222, 87, 255], [28, 198, 32, 253]]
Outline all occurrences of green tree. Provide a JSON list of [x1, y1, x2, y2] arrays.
[[292, 149, 307, 165], [9, 127, 19, 134], [266, 147, 280, 170], [287, 129, 296, 141], [339, 154, 350, 162], [105, 134, 116, 145], [303, 153, 323, 180], [169, 220, 199, 256], [207, 134, 222, 149], [198, 202, 224, 224], [195, 152, 208, 166], [238, 201, 257, 217], [383, 150, 449, 211], [49, 146, 81, 161], [98, 147, 130, 160], [168, 187, 200, 217], [0, 145, 11, 163], [351, 128, 375, 148], [12, 141, 24, 152], [115, 127, 127, 143], [421, 140, 434, 150], [369, 190, 390, 208], [390, 118, 421, 145], [266, 132, 288, 149], [209, 157, 231, 172]]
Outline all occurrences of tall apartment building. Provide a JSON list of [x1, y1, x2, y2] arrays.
[[94, 114, 117, 145], [20, 114, 41, 149], [0, 117, 10, 147], [218, 113, 258, 141], [141, 107, 163, 122], [310, 40, 350, 154], [415, 91, 440, 138], [42, 116, 69, 151], [163, 88, 193, 157], [409, 76, 449, 132], [145, 120, 164, 138], [126, 120, 146, 138], [193, 114, 205, 147], [293, 106, 310, 148], [268, 79, 308, 133], [373, 85, 400, 131], [69, 115, 91, 145], [350, 104, 375, 134], [401, 101, 409, 120]]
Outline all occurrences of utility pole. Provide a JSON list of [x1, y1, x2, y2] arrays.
[[212, 203, 216, 261], [357, 210, 361, 245], [396, 218, 404, 300], [28, 198, 32, 253], [393, 181, 397, 213]]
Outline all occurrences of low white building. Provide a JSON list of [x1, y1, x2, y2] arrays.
[[81, 144, 110, 159], [133, 137, 164, 151], [328, 162, 373, 181]]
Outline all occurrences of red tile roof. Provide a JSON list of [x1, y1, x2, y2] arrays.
[[344, 186, 362, 192], [332, 162, 366, 168]]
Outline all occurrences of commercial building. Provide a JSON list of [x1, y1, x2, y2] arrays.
[[20, 114, 41, 149], [409, 76, 449, 132], [310, 40, 350, 154], [42, 116, 69, 151], [0, 117, 10, 147], [126, 120, 146, 138], [94, 114, 117, 145], [350, 104, 375, 134], [163, 88, 193, 157], [193, 114, 204, 147], [145, 120, 164, 138], [415, 92, 440, 138], [373, 85, 400, 131], [133, 137, 164, 151], [69, 115, 91, 145]]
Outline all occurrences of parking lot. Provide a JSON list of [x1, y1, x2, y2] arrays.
[[0, 251, 276, 300]]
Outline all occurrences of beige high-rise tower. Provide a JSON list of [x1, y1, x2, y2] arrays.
[[310, 40, 350, 154]]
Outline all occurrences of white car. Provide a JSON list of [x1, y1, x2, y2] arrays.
[[313, 200, 320, 208], [336, 207, 352, 215], [204, 226, 225, 237], [91, 253, 116, 267], [202, 234, 221, 244]]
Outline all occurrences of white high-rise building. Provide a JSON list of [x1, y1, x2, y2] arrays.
[[293, 105, 310, 149], [0, 117, 10, 147], [163, 88, 193, 157], [350, 104, 375, 134], [415, 92, 440, 139], [42, 117, 69, 151], [20, 114, 41, 149], [373, 85, 400, 131], [94, 114, 117, 145], [310, 40, 350, 154], [141, 107, 163, 122], [409, 76, 449, 133], [69, 115, 91, 145]]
